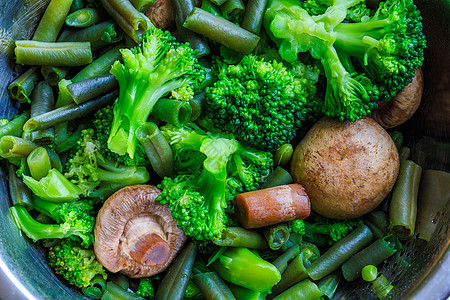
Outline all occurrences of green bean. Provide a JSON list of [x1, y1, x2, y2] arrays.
[[171, 0, 210, 57], [136, 122, 174, 178], [228, 283, 267, 300], [220, 0, 245, 18], [213, 227, 269, 249], [316, 272, 341, 300], [183, 8, 260, 55], [32, 0, 74, 42], [111, 273, 130, 290], [130, 0, 155, 12], [389, 160, 422, 240], [197, 66, 218, 90], [371, 274, 393, 299], [82, 274, 107, 299], [192, 272, 236, 300], [362, 265, 378, 282], [341, 235, 401, 281], [260, 167, 293, 189], [307, 224, 373, 281], [209, 0, 227, 7], [41, 66, 70, 86], [0, 136, 38, 158], [14, 41, 93, 67], [389, 131, 403, 151], [151, 98, 192, 127], [272, 245, 300, 273], [56, 123, 87, 153], [30, 82, 55, 145], [273, 279, 323, 300], [241, 0, 268, 34], [101, 281, 145, 300], [67, 74, 118, 104], [24, 90, 118, 133], [399, 146, 410, 161], [69, 0, 85, 13], [200, 0, 222, 17], [44, 146, 63, 172], [155, 242, 197, 300], [15, 158, 30, 177], [189, 92, 205, 121], [66, 7, 108, 27], [0, 111, 29, 140], [8, 67, 40, 103], [99, 0, 151, 43], [365, 210, 389, 239], [8, 164, 33, 210], [263, 223, 290, 250], [274, 144, 293, 167], [27, 147, 52, 180]]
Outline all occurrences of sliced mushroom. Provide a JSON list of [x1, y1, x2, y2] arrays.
[[94, 185, 186, 278], [144, 0, 175, 30]]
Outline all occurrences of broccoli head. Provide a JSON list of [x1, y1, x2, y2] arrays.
[[136, 277, 155, 298]]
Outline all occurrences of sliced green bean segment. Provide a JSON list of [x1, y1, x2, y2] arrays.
[[155, 243, 197, 300], [24, 90, 118, 133], [130, 0, 155, 12], [32, 0, 74, 42], [193, 272, 236, 300], [99, 0, 151, 43], [317, 272, 341, 300], [27, 147, 52, 180], [371, 274, 393, 299], [200, 0, 222, 17], [66, 7, 108, 27], [213, 227, 268, 249], [41, 66, 70, 86], [307, 224, 373, 281], [183, 8, 260, 54], [0, 111, 29, 140], [136, 122, 174, 178], [274, 144, 293, 167], [8, 164, 33, 210], [210, 0, 227, 7], [44, 146, 63, 172], [241, 0, 268, 34], [101, 281, 145, 300], [189, 92, 205, 121], [15, 41, 93, 67], [82, 274, 107, 299], [220, 0, 245, 18], [365, 210, 389, 239], [111, 273, 130, 290], [389, 160, 422, 240], [263, 223, 290, 250], [273, 279, 323, 300], [56, 123, 87, 153], [151, 98, 192, 127], [8, 67, 40, 103], [0, 136, 37, 158], [30, 82, 55, 145], [67, 74, 118, 104], [69, 0, 85, 13], [272, 245, 300, 273], [399, 146, 410, 161], [260, 167, 293, 189]]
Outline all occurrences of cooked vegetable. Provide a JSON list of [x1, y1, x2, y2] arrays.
[[193, 272, 236, 300], [241, 0, 268, 34], [8, 67, 39, 103], [263, 223, 290, 250], [30, 81, 55, 144], [316, 272, 341, 300], [65, 7, 108, 27], [144, 0, 175, 30], [136, 277, 154, 298], [66, 74, 118, 105], [27, 147, 52, 180], [8, 164, 33, 210], [41, 66, 69, 86], [272, 245, 300, 273], [150, 98, 193, 127], [0, 136, 37, 159], [32, 0, 74, 42], [303, 214, 361, 246], [0, 111, 29, 140], [212, 227, 268, 249], [273, 279, 323, 300], [102, 281, 145, 299], [260, 167, 293, 189]]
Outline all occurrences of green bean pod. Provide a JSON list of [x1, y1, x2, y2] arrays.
[[193, 272, 236, 300], [189, 92, 205, 121], [209, 0, 227, 7], [69, 0, 85, 13], [0, 111, 29, 140], [15, 41, 93, 67], [101, 281, 145, 300], [263, 223, 290, 250], [44, 146, 63, 172], [82, 274, 107, 299], [371, 274, 393, 299], [41, 66, 70, 86], [151, 98, 193, 127], [389, 131, 403, 151], [213, 227, 268, 249], [200, 0, 223, 17], [316, 272, 341, 300], [136, 122, 174, 178], [27, 147, 52, 180], [99, 0, 151, 43], [30, 82, 55, 145], [272, 245, 300, 273], [56, 123, 87, 153], [130, 0, 155, 12], [220, 0, 245, 18], [67, 74, 118, 104], [273, 144, 293, 167], [32, 0, 74, 42], [389, 160, 422, 240], [307, 224, 374, 281], [66, 7, 108, 27], [183, 8, 260, 54], [155, 242, 197, 300], [273, 279, 323, 300], [260, 167, 293, 189], [8, 67, 40, 103], [228, 283, 267, 300], [24, 90, 118, 133], [111, 273, 130, 290], [365, 210, 389, 239], [0, 136, 37, 158], [241, 0, 268, 34], [399, 146, 410, 161], [8, 164, 33, 210]]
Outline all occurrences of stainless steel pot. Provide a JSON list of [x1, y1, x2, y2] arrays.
[[0, 0, 448, 299]]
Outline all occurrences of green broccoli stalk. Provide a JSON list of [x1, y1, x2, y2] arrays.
[[48, 239, 107, 288], [136, 277, 154, 298], [10, 200, 95, 248], [108, 27, 204, 159]]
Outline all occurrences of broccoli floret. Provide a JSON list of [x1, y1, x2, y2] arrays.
[[300, 0, 373, 22], [288, 219, 306, 235], [136, 277, 154, 298], [303, 215, 361, 246], [10, 200, 95, 248], [157, 123, 273, 241], [108, 27, 205, 159], [48, 239, 107, 288], [205, 55, 319, 151]]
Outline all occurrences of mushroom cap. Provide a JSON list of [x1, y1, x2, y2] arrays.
[[94, 185, 186, 278]]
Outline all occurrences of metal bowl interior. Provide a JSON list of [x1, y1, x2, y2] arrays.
[[0, 0, 448, 299]]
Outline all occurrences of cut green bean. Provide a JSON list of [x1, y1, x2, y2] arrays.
[[317, 272, 341, 300], [44, 147, 63, 172], [82, 274, 107, 299], [101, 281, 145, 300], [399, 146, 410, 161], [371, 274, 393, 299], [70, 0, 85, 13], [99, 0, 151, 43], [41, 66, 70, 86], [24, 90, 118, 133], [263, 223, 290, 250], [193, 272, 236, 300], [362, 265, 378, 282], [8, 67, 40, 103], [200, 0, 223, 17], [220, 0, 245, 18], [183, 8, 260, 54], [56, 123, 87, 153], [307, 224, 373, 281], [260, 167, 293, 189], [151, 98, 192, 127], [389, 160, 422, 240], [213, 227, 269, 249], [15, 41, 93, 67], [130, 0, 155, 12], [30, 82, 55, 145], [155, 242, 197, 300], [8, 164, 33, 210], [273, 279, 323, 300], [136, 122, 174, 178], [16, 158, 30, 177], [27, 147, 52, 180], [274, 144, 293, 167], [0, 111, 29, 140], [111, 273, 130, 290], [241, 0, 268, 34], [189, 92, 205, 121], [341, 235, 401, 281], [0, 136, 38, 158], [228, 282, 267, 300], [272, 245, 300, 273], [66, 7, 108, 27], [32, 0, 74, 42], [365, 210, 389, 239], [67, 74, 118, 104], [210, 0, 228, 6]]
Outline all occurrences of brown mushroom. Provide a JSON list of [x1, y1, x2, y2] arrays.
[[144, 0, 175, 30], [94, 185, 186, 278], [370, 68, 424, 129]]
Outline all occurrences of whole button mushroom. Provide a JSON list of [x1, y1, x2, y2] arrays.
[[94, 185, 186, 277]]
